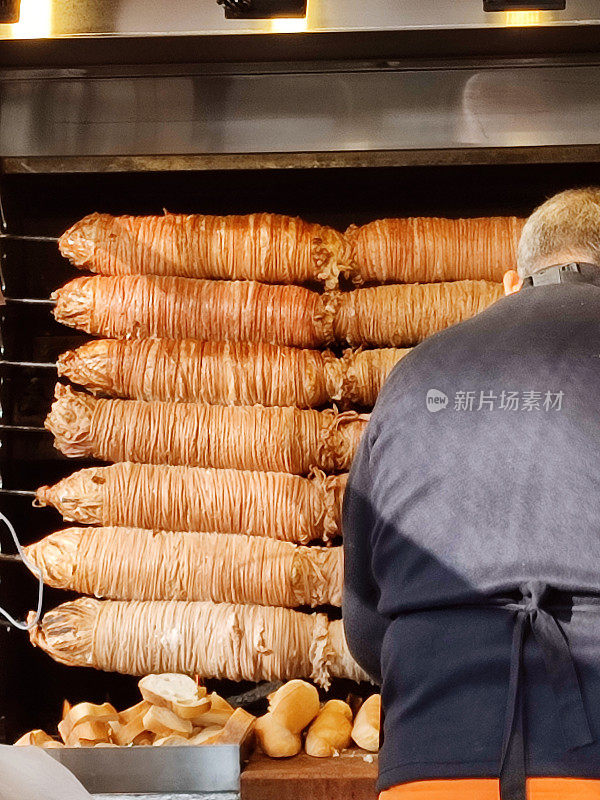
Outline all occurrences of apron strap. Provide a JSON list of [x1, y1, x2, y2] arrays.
[[499, 582, 594, 800]]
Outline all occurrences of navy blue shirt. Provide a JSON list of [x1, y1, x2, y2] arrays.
[[343, 283, 600, 791]]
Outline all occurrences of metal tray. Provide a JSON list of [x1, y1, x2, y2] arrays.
[[46, 744, 250, 795]]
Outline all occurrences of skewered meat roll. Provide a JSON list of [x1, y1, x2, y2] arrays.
[[52, 276, 335, 348], [347, 216, 525, 283], [58, 339, 343, 407], [59, 212, 351, 289], [342, 348, 410, 407], [29, 598, 369, 687], [35, 464, 346, 543], [25, 528, 343, 607], [57, 339, 412, 409], [45, 385, 367, 474], [334, 280, 503, 346]]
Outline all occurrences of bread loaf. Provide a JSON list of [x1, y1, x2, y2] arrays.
[[351, 694, 381, 752], [28, 598, 370, 688], [14, 730, 63, 748], [45, 385, 367, 474], [335, 281, 503, 346], [193, 693, 234, 727], [142, 706, 193, 738], [35, 463, 346, 544], [347, 216, 524, 283], [109, 701, 152, 746], [255, 680, 320, 758], [59, 212, 350, 289], [25, 527, 343, 607], [305, 699, 353, 757], [201, 707, 255, 746], [52, 275, 335, 348], [58, 702, 118, 746], [138, 674, 209, 719]]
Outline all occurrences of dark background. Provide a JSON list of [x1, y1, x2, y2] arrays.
[[2, 160, 600, 741]]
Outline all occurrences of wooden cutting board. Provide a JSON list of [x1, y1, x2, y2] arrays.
[[241, 749, 378, 800]]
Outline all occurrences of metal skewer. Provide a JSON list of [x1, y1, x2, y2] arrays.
[[0, 552, 20, 562], [0, 424, 46, 432], [0, 360, 57, 368], [0, 234, 58, 242], [3, 297, 55, 305]]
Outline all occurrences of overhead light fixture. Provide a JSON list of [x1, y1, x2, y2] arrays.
[[484, 1, 565, 9], [8, 0, 52, 37], [0, 0, 20, 23], [217, 0, 307, 20], [270, 16, 308, 33]]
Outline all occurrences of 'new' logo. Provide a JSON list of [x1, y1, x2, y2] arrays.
[[426, 389, 448, 412]]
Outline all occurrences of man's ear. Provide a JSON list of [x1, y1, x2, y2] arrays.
[[503, 270, 523, 296]]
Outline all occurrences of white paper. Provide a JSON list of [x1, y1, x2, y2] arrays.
[[0, 745, 92, 800]]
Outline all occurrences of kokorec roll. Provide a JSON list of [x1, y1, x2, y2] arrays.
[[52, 276, 335, 348], [29, 598, 369, 688], [35, 463, 346, 543], [25, 527, 343, 607], [45, 385, 367, 474], [347, 216, 525, 283], [59, 212, 351, 289]]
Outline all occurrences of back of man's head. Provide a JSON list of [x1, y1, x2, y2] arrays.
[[517, 187, 600, 279]]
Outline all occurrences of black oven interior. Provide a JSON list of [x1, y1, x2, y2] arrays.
[[2, 159, 600, 742]]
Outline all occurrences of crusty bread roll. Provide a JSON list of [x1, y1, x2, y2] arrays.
[[153, 734, 190, 747], [109, 701, 151, 746], [142, 706, 193, 738], [189, 725, 223, 744], [138, 674, 210, 719], [65, 720, 112, 747], [305, 699, 353, 757], [200, 708, 256, 746], [57, 702, 118, 744], [351, 694, 381, 752], [192, 693, 234, 727], [14, 730, 61, 747], [255, 680, 320, 758]]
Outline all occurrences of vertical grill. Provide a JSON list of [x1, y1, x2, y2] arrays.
[[2, 160, 600, 740]]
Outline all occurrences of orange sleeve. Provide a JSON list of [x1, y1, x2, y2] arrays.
[[380, 778, 600, 800]]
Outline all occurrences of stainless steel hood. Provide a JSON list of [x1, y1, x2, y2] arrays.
[[2, 62, 600, 169], [0, 0, 599, 170]]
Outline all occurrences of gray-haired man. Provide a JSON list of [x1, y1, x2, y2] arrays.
[[344, 188, 600, 800]]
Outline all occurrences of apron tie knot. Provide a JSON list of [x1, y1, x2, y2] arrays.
[[499, 581, 594, 800]]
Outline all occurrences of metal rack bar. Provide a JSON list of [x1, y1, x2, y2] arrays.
[[0, 552, 20, 562], [0, 424, 46, 432], [0, 489, 36, 497], [3, 298, 55, 305], [0, 233, 57, 242], [0, 360, 56, 368]]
